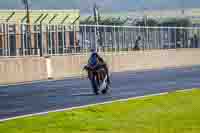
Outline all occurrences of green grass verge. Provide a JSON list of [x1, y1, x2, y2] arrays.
[[0, 89, 200, 133]]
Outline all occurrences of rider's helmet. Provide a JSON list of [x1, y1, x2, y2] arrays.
[[90, 48, 95, 52], [90, 48, 98, 57], [89, 48, 98, 67]]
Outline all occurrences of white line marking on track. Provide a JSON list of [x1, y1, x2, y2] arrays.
[[0, 88, 196, 123], [71, 88, 90, 90], [71, 92, 94, 96], [176, 88, 197, 93]]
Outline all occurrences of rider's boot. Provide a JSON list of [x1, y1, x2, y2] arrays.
[[94, 89, 99, 95], [91, 76, 99, 95], [102, 84, 110, 94], [107, 75, 111, 86]]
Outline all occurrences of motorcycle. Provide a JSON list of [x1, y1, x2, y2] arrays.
[[83, 65, 110, 95]]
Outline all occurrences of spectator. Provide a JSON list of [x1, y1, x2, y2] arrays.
[[134, 36, 141, 50], [194, 34, 198, 48]]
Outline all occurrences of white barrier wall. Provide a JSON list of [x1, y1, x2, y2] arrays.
[[0, 49, 200, 84], [0, 57, 47, 84], [50, 49, 200, 79]]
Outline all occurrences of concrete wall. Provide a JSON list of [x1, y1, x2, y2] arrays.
[[0, 49, 200, 85], [0, 57, 47, 84], [50, 55, 88, 78], [50, 49, 200, 79]]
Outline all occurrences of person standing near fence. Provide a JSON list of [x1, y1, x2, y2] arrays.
[[134, 36, 141, 50]]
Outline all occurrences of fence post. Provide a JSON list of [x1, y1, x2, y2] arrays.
[[175, 28, 177, 49], [39, 24, 43, 57], [7, 23, 10, 56], [94, 25, 97, 52], [114, 25, 117, 53]]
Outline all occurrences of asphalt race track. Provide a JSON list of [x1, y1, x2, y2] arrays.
[[0, 66, 200, 120]]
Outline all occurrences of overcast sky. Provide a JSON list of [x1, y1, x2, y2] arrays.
[[0, 0, 199, 13]]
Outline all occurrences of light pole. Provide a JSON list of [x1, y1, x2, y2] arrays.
[[22, 0, 30, 24], [181, 0, 185, 17], [21, 0, 31, 55], [93, 3, 101, 52]]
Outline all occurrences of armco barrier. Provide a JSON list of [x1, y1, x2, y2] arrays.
[[0, 49, 200, 84]]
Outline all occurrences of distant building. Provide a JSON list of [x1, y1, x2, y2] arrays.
[[0, 10, 80, 56]]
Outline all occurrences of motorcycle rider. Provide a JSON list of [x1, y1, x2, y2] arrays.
[[86, 49, 111, 86]]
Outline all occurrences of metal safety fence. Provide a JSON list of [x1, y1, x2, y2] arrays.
[[80, 25, 200, 51], [0, 23, 200, 57]]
